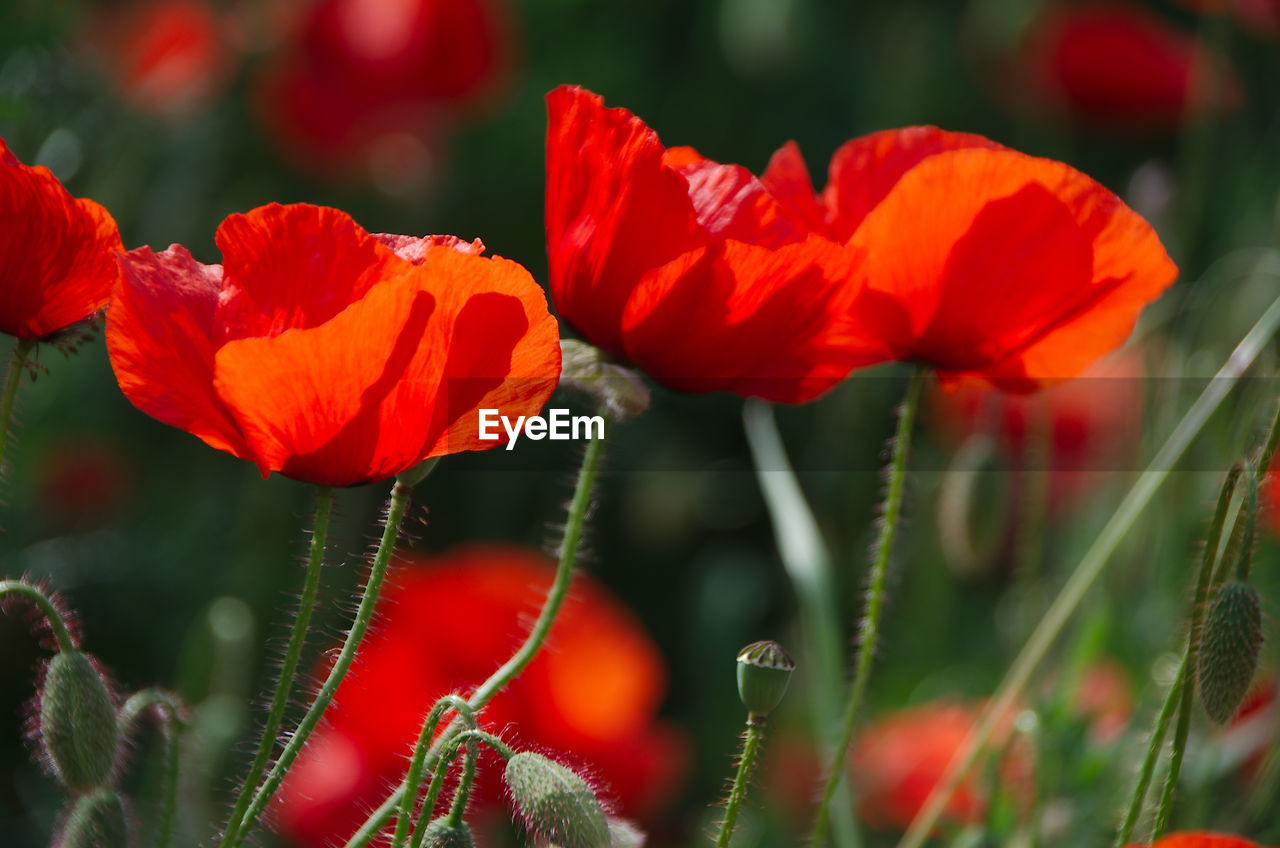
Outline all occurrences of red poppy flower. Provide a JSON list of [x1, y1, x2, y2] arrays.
[[764, 127, 1178, 391], [1126, 832, 1266, 848], [545, 85, 868, 404], [275, 545, 687, 847], [1015, 3, 1239, 131], [0, 139, 122, 340], [107, 203, 560, 486], [254, 0, 511, 178]]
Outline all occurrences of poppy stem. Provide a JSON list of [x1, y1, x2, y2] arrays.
[[716, 714, 767, 848], [897, 292, 1280, 848], [811, 365, 926, 848], [221, 484, 334, 848], [393, 695, 475, 848], [341, 428, 608, 848], [118, 688, 184, 848], [0, 579, 76, 653], [0, 338, 33, 474], [227, 480, 410, 848], [1113, 653, 1189, 848]]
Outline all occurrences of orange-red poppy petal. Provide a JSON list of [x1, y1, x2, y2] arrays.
[[545, 85, 706, 356], [1130, 834, 1266, 848], [662, 145, 808, 248], [821, 126, 1002, 241], [211, 247, 558, 484], [621, 236, 874, 403], [0, 140, 123, 339], [760, 140, 830, 237], [108, 245, 253, 459]]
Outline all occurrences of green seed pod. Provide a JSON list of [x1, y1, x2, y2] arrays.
[[504, 752, 610, 848], [40, 651, 120, 791], [1198, 581, 1264, 724], [419, 818, 475, 848], [55, 788, 130, 848], [736, 640, 795, 716]]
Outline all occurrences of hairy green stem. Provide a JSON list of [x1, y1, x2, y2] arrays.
[[226, 481, 411, 848], [812, 367, 925, 848], [393, 696, 475, 848], [1115, 656, 1189, 847], [0, 338, 32, 473], [716, 715, 766, 848], [343, 431, 608, 848], [444, 734, 478, 828], [119, 689, 184, 848], [896, 292, 1280, 848], [223, 485, 333, 846], [0, 579, 75, 652]]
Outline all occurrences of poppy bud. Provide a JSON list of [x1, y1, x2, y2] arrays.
[[736, 640, 795, 717], [607, 818, 646, 848], [1199, 581, 1264, 724], [504, 751, 610, 848], [419, 818, 475, 848], [39, 650, 120, 791], [559, 340, 650, 421], [54, 788, 130, 848]]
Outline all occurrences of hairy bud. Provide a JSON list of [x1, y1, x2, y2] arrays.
[[1199, 581, 1264, 724], [504, 752, 610, 848], [39, 651, 119, 791], [54, 788, 130, 848], [736, 640, 795, 716], [420, 819, 475, 848]]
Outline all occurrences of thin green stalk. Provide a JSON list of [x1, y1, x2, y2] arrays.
[[393, 696, 474, 848], [897, 292, 1280, 848], [343, 431, 608, 848], [226, 481, 411, 848], [0, 580, 75, 652], [119, 689, 184, 848], [1115, 655, 1189, 848], [812, 366, 925, 848], [223, 485, 333, 847], [444, 735, 477, 828], [0, 338, 32, 473], [716, 715, 767, 848], [408, 730, 514, 848]]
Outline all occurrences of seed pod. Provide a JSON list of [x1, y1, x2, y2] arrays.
[[1198, 581, 1264, 724], [736, 640, 795, 716], [419, 818, 475, 848], [55, 788, 130, 848], [39, 651, 120, 791], [504, 752, 610, 848]]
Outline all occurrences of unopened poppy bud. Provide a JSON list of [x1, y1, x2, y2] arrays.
[[39, 650, 119, 791], [504, 751, 610, 848], [736, 640, 794, 716], [54, 788, 129, 848], [559, 340, 650, 421], [420, 818, 475, 848], [1199, 581, 1264, 724]]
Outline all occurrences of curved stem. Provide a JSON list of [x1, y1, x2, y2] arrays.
[[227, 481, 411, 848], [0, 338, 32, 474], [343, 431, 608, 848], [716, 714, 766, 848], [896, 292, 1280, 848], [393, 696, 475, 848], [812, 367, 925, 848], [410, 731, 508, 848], [223, 485, 333, 847], [120, 689, 184, 848], [444, 735, 478, 827], [0, 579, 75, 652]]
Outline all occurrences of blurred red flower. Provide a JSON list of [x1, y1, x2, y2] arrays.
[[764, 128, 1178, 391], [276, 545, 687, 846], [86, 0, 234, 117], [1126, 832, 1266, 848], [0, 139, 122, 340], [850, 700, 1031, 831], [36, 439, 134, 529], [544, 85, 867, 404], [254, 0, 511, 181], [1015, 3, 1238, 131], [107, 203, 560, 486]]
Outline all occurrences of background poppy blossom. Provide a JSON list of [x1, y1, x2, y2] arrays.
[[107, 202, 560, 486], [0, 138, 123, 341], [275, 545, 687, 847], [545, 85, 867, 404], [1126, 833, 1267, 848]]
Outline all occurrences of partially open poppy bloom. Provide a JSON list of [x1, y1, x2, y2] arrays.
[[545, 85, 867, 404], [762, 126, 1178, 391], [1014, 3, 1238, 132], [107, 203, 560, 486], [275, 545, 687, 847], [0, 139, 122, 340], [1126, 832, 1266, 848]]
